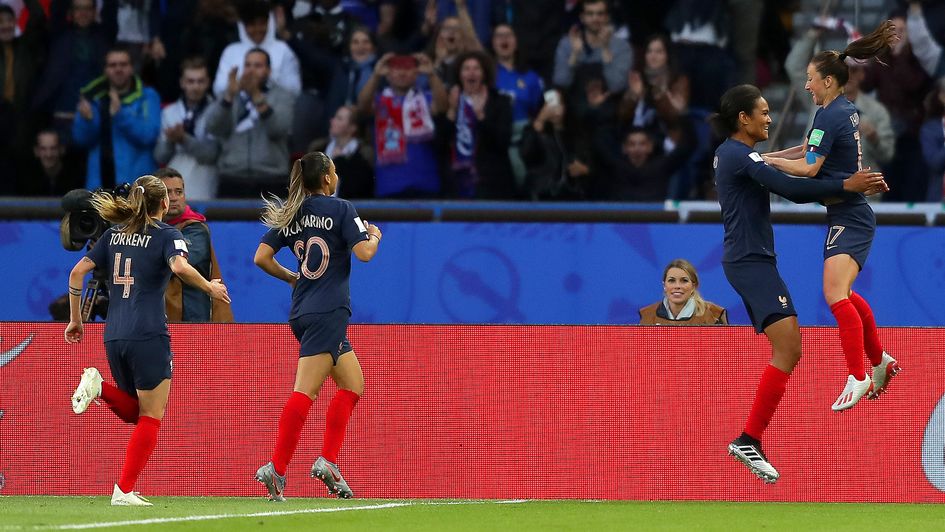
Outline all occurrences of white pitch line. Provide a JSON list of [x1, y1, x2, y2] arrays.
[[9, 499, 530, 531], [28, 502, 410, 530]]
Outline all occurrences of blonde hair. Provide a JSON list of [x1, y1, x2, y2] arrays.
[[662, 258, 708, 316], [90, 175, 167, 235], [261, 151, 332, 229]]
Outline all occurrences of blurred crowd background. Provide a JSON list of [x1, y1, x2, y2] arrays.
[[1, 0, 943, 203]]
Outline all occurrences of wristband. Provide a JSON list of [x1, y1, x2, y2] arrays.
[[368, 234, 379, 242]]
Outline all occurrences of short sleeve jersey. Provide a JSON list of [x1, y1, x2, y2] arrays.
[[714, 138, 777, 263], [260, 195, 370, 319], [85, 222, 188, 341], [807, 96, 866, 206]]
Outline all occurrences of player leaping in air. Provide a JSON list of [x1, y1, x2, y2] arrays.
[[711, 85, 887, 483], [764, 21, 900, 411]]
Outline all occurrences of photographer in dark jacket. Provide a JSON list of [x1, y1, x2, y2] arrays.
[[156, 167, 233, 323]]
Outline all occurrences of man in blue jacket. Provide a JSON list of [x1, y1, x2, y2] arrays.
[[73, 46, 161, 190]]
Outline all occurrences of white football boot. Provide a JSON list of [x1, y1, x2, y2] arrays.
[[111, 484, 153, 506], [831, 374, 873, 412], [868, 353, 900, 400], [72, 367, 103, 414]]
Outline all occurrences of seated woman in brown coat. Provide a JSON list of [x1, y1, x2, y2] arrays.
[[639, 259, 728, 325]]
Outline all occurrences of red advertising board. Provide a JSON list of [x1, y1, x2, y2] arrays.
[[1, 323, 943, 502]]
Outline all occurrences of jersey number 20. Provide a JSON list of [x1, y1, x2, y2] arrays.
[[112, 253, 134, 298], [294, 237, 330, 280]]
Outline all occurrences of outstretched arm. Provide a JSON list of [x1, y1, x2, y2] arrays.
[[169, 255, 231, 302], [254, 243, 299, 285], [749, 164, 885, 204]]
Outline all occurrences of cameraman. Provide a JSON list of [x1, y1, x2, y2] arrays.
[[156, 168, 233, 323]]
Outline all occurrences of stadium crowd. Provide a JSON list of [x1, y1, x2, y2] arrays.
[[2, 0, 944, 202]]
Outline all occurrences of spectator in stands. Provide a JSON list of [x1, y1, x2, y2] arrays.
[[148, 0, 201, 102], [357, 52, 447, 198], [309, 105, 375, 199], [594, 121, 695, 202], [0, 0, 46, 181], [845, 64, 895, 183], [440, 50, 514, 198], [206, 48, 295, 198], [100, 0, 155, 70], [490, 0, 567, 83], [664, 0, 736, 110], [73, 46, 162, 191], [492, 22, 544, 190], [213, 1, 301, 98], [640, 34, 689, 120], [519, 89, 589, 200], [280, 0, 360, 56], [156, 167, 233, 323], [426, 0, 483, 87], [617, 34, 689, 143], [920, 79, 945, 202], [376, 0, 427, 54], [907, 2, 945, 80], [862, 11, 934, 201], [15, 130, 84, 196], [154, 57, 220, 201], [33, 0, 109, 147], [785, 25, 895, 195], [553, 0, 632, 95], [338, 27, 379, 109], [639, 258, 728, 325], [179, 0, 239, 84]]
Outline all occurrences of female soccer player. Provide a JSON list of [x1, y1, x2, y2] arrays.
[[253, 151, 381, 501], [764, 22, 900, 411], [66, 175, 231, 506], [712, 84, 886, 483]]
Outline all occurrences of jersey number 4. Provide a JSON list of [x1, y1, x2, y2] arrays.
[[294, 237, 330, 280], [113, 253, 134, 298]]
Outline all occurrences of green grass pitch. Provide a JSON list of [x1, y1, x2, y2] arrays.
[[2, 497, 945, 531]]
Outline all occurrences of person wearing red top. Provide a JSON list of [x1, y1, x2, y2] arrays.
[[156, 167, 233, 322]]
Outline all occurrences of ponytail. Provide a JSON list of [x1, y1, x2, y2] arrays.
[[811, 20, 897, 87], [261, 151, 332, 230], [89, 175, 166, 235]]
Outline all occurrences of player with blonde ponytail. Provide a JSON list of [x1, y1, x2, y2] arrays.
[[66, 174, 230, 506], [254, 152, 382, 501]]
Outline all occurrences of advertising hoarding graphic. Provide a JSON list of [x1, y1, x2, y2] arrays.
[[1, 323, 943, 502]]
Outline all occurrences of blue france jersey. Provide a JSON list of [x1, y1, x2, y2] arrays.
[[714, 138, 777, 263], [261, 195, 370, 319], [807, 96, 866, 206], [85, 222, 188, 341]]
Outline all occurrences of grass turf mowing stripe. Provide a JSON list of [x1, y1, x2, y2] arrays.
[[6, 500, 529, 531]]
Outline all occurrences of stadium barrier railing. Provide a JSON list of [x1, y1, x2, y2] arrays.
[[3, 198, 944, 225]]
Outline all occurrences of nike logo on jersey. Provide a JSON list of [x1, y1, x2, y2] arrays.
[[827, 245, 839, 250]]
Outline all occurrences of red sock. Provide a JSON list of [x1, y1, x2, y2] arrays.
[[744, 365, 790, 440], [100, 382, 139, 424], [117, 416, 160, 493], [848, 291, 884, 366], [321, 390, 360, 464], [830, 298, 866, 380], [272, 391, 313, 476]]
